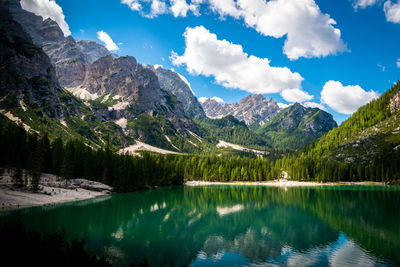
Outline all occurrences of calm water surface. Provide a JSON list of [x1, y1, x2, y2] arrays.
[[1, 185, 400, 266]]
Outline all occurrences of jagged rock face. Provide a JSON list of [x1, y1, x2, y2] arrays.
[[0, 0, 65, 118], [201, 99, 227, 118], [82, 55, 184, 117], [153, 67, 205, 118], [8, 0, 64, 44], [390, 90, 400, 114], [76, 40, 111, 64], [7, 0, 200, 145], [201, 94, 280, 125], [9, 0, 87, 87], [264, 103, 337, 134], [8, 0, 188, 120]]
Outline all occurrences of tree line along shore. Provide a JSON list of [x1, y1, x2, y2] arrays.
[[1, 110, 399, 202]]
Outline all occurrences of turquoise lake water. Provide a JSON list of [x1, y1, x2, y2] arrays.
[[1, 185, 400, 266]]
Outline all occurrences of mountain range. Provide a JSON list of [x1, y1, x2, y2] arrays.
[[1, 0, 339, 154], [201, 94, 280, 126]]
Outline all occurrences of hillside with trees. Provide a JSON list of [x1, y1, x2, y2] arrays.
[[195, 115, 270, 147], [280, 82, 400, 182], [256, 103, 337, 149]]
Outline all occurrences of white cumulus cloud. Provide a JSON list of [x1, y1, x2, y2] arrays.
[[353, 0, 380, 9], [277, 102, 290, 109], [397, 58, 400, 68], [171, 0, 200, 17], [97, 31, 119, 51], [281, 88, 313, 103], [121, 0, 142, 11], [20, 0, 71, 36], [198, 97, 208, 103], [208, 0, 242, 18], [321, 81, 379, 114], [208, 0, 348, 60], [148, 0, 168, 18], [198, 96, 224, 103], [171, 26, 303, 97], [303, 102, 326, 110], [121, 0, 347, 60], [211, 96, 224, 103], [121, 0, 171, 18], [354, 0, 400, 23], [384, 1, 400, 23], [121, 0, 204, 17]]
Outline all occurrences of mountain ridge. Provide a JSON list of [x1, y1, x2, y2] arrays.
[[6, 0, 207, 152], [201, 94, 280, 125], [153, 66, 205, 118], [256, 103, 337, 149], [2, 0, 341, 155]]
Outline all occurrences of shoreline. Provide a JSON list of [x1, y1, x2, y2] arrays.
[[1, 175, 393, 212], [0, 172, 113, 212], [185, 180, 387, 187], [0, 187, 110, 212]]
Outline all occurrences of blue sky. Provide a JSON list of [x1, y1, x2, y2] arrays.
[[26, 0, 400, 124]]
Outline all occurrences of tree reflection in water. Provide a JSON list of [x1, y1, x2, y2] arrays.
[[2, 185, 399, 266]]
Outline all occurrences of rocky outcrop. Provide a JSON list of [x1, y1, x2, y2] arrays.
[[153, 67, 205, 118], [201, 94, 280, 125], [76, 40, 112, 64], [81, 55, 185, 118], [201, 99, 227, 118], [390, 90, 400, 114], [9, 0, 87, 88], [70, 179, 113, 192], [0, 0, 74, 118]]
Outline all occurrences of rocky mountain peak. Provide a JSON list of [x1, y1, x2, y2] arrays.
[[76, 40, 112, 64], [240, 94, 263, 103], [9, 0, 63, 44], [9, 0, 88, 87], [201, 94, 280, 125], [0, 0, 82, 119], [77, 55, 191, 124], [153, 67, 205, 118], [276, 103, 337, 134]]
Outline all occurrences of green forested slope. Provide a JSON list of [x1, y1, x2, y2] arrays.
[[0, 115, 184, 191], [256, 103, 337, 149], [282, 82, 400, 181], [195, 115, 270, 147]]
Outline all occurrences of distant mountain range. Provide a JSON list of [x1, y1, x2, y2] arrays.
[[0, 0, 339, 153], [200, 94, 337, 149], [201, 94, 280, 126]]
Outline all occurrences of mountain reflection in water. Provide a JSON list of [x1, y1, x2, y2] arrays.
[[2, 185, 399, 266]]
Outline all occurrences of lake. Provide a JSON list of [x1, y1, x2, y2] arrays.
[[1, 185, 400, 266]]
